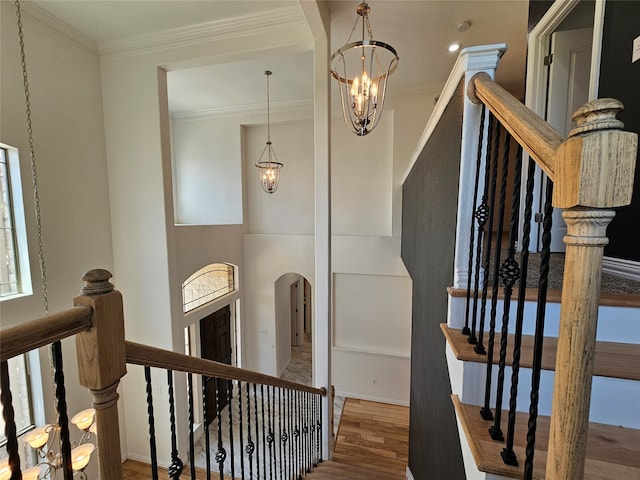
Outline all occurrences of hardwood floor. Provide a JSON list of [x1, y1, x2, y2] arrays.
[[122, 397, 409, 480], [331, 398, 409, 479]]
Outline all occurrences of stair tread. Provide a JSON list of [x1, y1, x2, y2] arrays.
[[441, 323, 640, 381], [452, 395, 640, 480], [306, 460, 405, 479]]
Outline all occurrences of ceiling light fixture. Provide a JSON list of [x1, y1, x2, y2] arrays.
[[255, 70, 283, 194], [330, 2, 399, 136], [448, 43, 461, 53]]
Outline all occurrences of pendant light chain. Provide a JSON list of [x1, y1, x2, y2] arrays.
[[15, 0, 49, 317], [266, 72, 271, 145]]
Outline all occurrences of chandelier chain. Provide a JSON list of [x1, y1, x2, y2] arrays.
[[15, 0, 56, 412], [266, 72, 271, 144]]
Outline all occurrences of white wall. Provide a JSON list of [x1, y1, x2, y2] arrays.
[[172, 116, 243, 225], [0, 2, 115, 474]]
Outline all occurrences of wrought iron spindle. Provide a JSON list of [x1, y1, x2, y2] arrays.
[[188, 374, 196, 479], [489, 129, 518, 442], [465, 104, 487, 342], [1, 361, 22, 480], [306, 392, 311, 473], [215, 378, 226, 480], [167, 370, 184, 478], [254, 383, 261, 480], [228, 380, 235, 479], [502, 151, 531, 466], [266, 386, 274, 480], [51, 341, 73, 480], [319, 392, 323, 462], [238, 381, 245, 479], [288, 389, 294, 479], [245, 382, 254, 479], [278, 388, 289, 478], [202, 376, 211, 480], [294, 390, 302, 479], [479, 121, 505, 421], [310, 393, 316, 468], [494, 144, 524, 463], [144, 367, 159, 480], [314, 394, 320, 467], [260, 384, 267, 480], [524, 180, 554, 480], [473, 111, 495, 354]]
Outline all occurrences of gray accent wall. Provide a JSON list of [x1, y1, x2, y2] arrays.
[[401, 82, 465, 479]]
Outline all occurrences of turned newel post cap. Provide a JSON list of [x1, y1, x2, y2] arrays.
[[569, 98, 624, 137], [81, 269, 114, 295]]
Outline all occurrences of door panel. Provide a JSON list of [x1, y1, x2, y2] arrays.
[[200, 305, 231, 425]]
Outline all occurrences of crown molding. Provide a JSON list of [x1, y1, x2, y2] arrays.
[[172, 99, 313, 122], [20, 2, 98, 56], [99, 6, 307, 58]]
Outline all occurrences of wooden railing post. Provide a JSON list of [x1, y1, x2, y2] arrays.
[[74, 269, 126, 480], [547, 99, 637, 479]]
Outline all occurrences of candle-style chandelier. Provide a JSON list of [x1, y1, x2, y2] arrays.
[[330, 2, 399, 136], [255, 70, 283, 194], [0, 1, 97, 479]]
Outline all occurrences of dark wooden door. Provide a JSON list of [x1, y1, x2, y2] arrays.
[[200, 305, 232, 426]]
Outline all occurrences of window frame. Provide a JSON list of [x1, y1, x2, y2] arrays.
[[0, 143, 32, 301]]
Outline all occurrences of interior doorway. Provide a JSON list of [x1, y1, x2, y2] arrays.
[[200, 305, 232, 425]]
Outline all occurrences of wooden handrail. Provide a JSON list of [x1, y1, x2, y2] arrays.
[[125, 341, 326, 396], [0, 306, 93, 362], [470, 72, 564, 180]]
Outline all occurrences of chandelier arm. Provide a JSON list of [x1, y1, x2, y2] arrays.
[[329, 41, 398, 85]]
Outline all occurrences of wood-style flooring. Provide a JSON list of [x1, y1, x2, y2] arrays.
[[121, 397, 409, 480], [329, 398, 409, 479]]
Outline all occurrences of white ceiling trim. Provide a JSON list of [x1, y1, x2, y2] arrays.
[[21, 2, 98, 56], [98, 6, 307, 59], [171, 99, 313, 122]]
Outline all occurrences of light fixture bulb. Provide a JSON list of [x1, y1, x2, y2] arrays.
[[71, 443, 95, 472], [23, 425, 51, 449], [448, 43, 460, 53], [71, 408, 96, 431]]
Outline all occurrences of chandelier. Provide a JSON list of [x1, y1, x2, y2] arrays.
[[330, 2, 399, 136], [0, 1, 97, 479], [255, 70, 283, 194]]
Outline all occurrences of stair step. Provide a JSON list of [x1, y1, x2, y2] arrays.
[[441, 324, 640, 381], [306, 460, 404, 479], [452, 395, 640, 479]]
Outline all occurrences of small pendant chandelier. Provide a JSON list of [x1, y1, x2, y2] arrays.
[[330, 2, 399, 136], [255, 70, 283, 194]]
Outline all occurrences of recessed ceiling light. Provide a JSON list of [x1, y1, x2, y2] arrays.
[[448, 43, 460, 53]]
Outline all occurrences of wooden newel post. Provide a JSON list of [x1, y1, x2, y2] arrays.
[[74, 269, 126, 480], [547, 99, 637, 479]]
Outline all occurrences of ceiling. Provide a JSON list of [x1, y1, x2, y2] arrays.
[[26, 0, 529, 114]]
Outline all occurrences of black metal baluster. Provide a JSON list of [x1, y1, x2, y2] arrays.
[[465, 104, 487, 342], [310, 393, 316, 468], [524, 180, 554, 480], [188, 373, 196, 479], [228, 380, 235, 480], [489, 129, 518, 442], [254, 383, 261, 480], [293, 390, 302, 479], [266, 386, 274, 480], [51, 341, 73, 480], [288, 389, 294, 479], [319, 392, 323, 463], [501, 152, 532, 466], [479, 121, 505, 421], [279, 388, 286, 480], [167, 370, 184, 478], [215, 378, 226, 480], [473, 111, 495, 354], [305, 392, 311, 473], [145, 367, 159, 480], [245, 382, 254, 479], [238, 381, 246, 480], [1, 361, 22, 480], [202, 376, 211, 480], [314, 394, 319, 467], [261, 384, 267, 480]]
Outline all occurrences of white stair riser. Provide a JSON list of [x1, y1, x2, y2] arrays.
[[448, 295, 640, 344], [446, 344, 640, 428]]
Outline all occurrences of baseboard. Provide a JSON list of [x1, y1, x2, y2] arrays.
[[603, 256, 640, 282], [278, 357, 291, 378], [406, 466, 416, 480], [125, 452, 170, 468], [334, 390, 410, 407]]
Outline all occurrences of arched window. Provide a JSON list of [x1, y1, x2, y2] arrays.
[[182, 263, 235, 313]]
